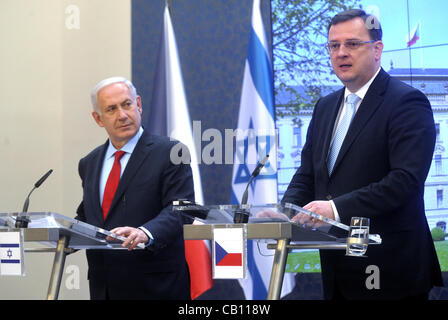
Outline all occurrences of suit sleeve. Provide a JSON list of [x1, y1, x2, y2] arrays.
[[141, 142, 195, 251]]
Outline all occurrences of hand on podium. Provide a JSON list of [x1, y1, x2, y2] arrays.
[[291, 201, 334, 228], [106, 226, 149, 250]]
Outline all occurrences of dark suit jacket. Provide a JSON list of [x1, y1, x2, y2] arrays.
[[76, 130, 194, 300], [282, 68, 443, 299]]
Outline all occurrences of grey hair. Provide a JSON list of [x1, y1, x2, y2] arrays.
[[90, 76, 138, 112]]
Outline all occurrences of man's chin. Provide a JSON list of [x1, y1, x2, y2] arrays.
[[111, 129, 138, 147], [118, 125, 138, 134], [335, 71, 354, 83], [336, 75, 358, 89]]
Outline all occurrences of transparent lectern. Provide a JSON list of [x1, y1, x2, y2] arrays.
[[175, 202, 381, 300], [0, 212, 143, 300]]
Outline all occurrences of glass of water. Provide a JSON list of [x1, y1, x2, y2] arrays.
[[346, 217, 370, 257]]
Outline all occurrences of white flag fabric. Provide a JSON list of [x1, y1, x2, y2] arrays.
[[231, 0, 295, 299], [162, 5, 203, 205]]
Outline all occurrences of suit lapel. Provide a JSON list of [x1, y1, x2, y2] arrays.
[[91, 141, 109, 223], [106, 131, 155, 220], [331, 69, 389, 175]]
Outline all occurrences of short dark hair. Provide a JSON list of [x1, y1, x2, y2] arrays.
[[328, 9, 382, 41]]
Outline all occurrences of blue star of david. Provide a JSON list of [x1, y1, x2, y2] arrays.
[[7, 249, 13, 259], [233, 118, 277, 192]]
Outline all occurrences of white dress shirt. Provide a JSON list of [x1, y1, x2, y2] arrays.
[[99, 127, 144, 204]]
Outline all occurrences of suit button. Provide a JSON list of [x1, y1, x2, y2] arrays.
[[326, 195, 332, 200]]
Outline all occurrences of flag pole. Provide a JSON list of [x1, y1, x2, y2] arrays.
[[419, 22, 424, 70], [406, 0, 413, 86]]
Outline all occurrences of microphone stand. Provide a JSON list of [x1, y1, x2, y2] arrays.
[[15, 187, 35, 228], [16, 169, 53, 228], [233, 156, 269, 223]]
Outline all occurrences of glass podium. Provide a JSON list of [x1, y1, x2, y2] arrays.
[[0, 212, 143, 300], [175, 202, 382, 300]]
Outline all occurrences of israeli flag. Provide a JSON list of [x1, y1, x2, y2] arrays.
[[230, 0, 295, 299], [0, 231, 25, 276]]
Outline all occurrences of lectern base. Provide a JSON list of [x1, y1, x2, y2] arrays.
[[267, 238, 290, 300], [46, 235, 69, 300]]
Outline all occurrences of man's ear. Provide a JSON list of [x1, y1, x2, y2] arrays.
[[374, 40, 384, 61], [136, 95, 142, 113], [92, 111, 104, 127]]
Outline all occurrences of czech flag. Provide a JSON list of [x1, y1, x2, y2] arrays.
[[213, 227, 245, 279], [148, 3, 213, 299], [407, 22, 420, 47]]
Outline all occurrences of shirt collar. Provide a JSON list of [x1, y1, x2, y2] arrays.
[[344, 67, 381, 101], [105, 127, 144, 160]]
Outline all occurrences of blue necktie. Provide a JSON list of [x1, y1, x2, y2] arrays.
[[327, 94, 361, 175]]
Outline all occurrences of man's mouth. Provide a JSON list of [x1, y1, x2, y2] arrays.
[[339, 64, 352, 69]]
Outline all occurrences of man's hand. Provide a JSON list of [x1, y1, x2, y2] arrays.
[[107, 226, 149, 250], [291, 201, 335, 227], [303, 201, 335, 220]]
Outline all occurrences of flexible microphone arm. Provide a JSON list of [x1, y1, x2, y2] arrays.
[[234, 155, 269, 223], [22, 187, 35, 213], [16, 169, 53, 228], [240, 155, 269, 205]]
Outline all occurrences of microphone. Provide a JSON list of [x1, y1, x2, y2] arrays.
[[34, 169, 53, 189], [241, 155, 269, 205], [16, 169, 53, 228], [234, 155, 269, 223]]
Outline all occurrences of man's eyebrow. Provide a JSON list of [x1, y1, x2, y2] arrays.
[[121, 98, 133, 105], [104, 98, 133, 110], [329, 38, 361, 42]]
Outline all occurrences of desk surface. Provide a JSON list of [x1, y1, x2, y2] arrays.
[[183, 222, 342, 242]]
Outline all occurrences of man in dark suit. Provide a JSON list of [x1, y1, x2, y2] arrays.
[[282, 9, 443, 299], [76, 77, 193, 299]]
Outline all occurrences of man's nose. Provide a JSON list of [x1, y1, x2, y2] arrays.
[[335, 44, 350, 57], [117, 107, 128, 119]]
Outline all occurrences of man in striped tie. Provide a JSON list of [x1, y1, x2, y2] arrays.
[[282, 9, 442, 300]]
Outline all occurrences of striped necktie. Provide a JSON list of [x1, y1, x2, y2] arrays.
[[327, 94, 360, 175]]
